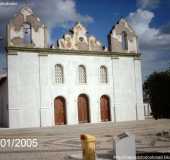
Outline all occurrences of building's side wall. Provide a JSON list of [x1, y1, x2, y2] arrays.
[[0, 80, 9, 127], [8, 52, 40, 128], [134, 58, 144, 120], [112, 57, 144, 121]]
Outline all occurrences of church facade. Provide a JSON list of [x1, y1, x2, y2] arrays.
[[0, 7, 144, 128]]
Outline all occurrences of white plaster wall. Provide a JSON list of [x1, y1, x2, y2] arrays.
[[7, 51, 144, 128], [9, 25, 46, 48], [128, 37, 138, 53], [8, 52, 40, 128], [32, 27, 45, 48], [134, 59, 144, 120], [111, 29, 138, 53], [39, 55, 51, 127], [111, 57, 120, 122], [10, 26, 23, 39], [113, 57, 144, 121]]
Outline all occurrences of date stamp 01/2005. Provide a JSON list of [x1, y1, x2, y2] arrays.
[[0, 138, 38, 148]]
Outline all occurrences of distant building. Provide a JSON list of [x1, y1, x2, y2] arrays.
[[0, 7, 144, 128]]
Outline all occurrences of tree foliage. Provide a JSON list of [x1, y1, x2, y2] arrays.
[[143, 70, 170, 119]]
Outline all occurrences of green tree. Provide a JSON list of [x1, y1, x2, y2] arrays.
[[143, 70, 170, 119]]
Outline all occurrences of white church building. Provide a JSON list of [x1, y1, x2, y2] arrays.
[[0, 7, 144, 128]]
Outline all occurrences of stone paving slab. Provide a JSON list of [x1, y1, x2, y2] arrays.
[[0, 119, 170, 160], [68, 153, 111, 160]]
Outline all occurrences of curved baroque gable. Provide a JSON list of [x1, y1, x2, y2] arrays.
[[58, 22, 104, 51]]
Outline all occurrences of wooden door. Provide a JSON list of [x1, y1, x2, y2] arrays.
[[54, 97, 66, 125], [78, 94, 90, 123], [100, 95, 111, 122]]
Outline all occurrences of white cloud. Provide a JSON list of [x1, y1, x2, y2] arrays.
[[127, 9, 154, 35], [137, 0, 160, 9], [127, 9, 170, 80], [32, 0, 93, 29], [31, 0, 93, 43]]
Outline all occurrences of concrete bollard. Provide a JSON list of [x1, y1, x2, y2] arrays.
[[80, 134, 96, 160], [113, 132, 136, 160]]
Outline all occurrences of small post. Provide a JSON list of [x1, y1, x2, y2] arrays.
[[80, 134, 96, 160]]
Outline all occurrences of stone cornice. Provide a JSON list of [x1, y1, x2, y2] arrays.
[[6, 46, 141, 58]]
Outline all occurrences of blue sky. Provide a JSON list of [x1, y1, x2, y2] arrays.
[[0, 0, 170, 80], [51, 0, 170, 45], [51, 0, 138, 45]]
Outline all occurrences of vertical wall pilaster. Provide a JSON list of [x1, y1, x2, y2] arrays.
[[134, 57, 144, 120], [111, 56, 120, 122], [39, 53, 51, 127]]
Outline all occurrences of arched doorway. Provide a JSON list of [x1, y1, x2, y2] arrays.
[[100, 95, 111, 122], [54, 96, 66, 125], [78, 94, 90, 123]]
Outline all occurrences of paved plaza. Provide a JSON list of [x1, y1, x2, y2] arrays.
[[0, 119, 170, 160]]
